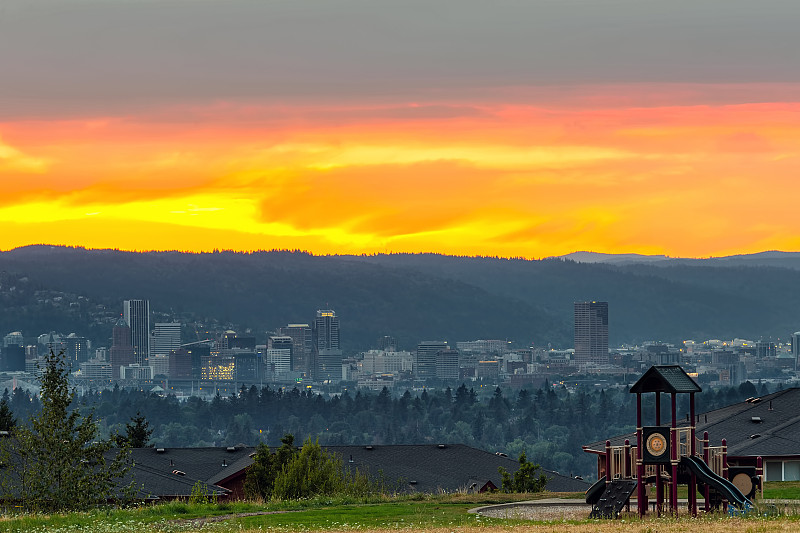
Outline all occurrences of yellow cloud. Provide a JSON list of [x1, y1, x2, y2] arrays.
[[0, 138, 49, 173]]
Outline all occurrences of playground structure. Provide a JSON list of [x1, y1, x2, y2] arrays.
[[585, 366, 762, 518]]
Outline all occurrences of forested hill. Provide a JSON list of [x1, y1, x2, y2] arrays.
[[0, 246, 567, 350], [2, 246, 800, 349]]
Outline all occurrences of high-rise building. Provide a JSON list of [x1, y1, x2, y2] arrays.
[[168, 348, 193, 380], [416, 341, 448, 380], [3, 331, 23, 348], [278, 324, 312, 377], [574, 301, 609, 365], [313, 310, 341, 382], [151, 322, 182, 358], [110, 317, 135, 380], [435, 348, 460, 381], [313, 310, 339, 351], [63, 333, 89, 368], [793, 331, 800, 371], [123, 299, 150, 365], [377, 336, 398, 352], [268, 335, 294, 371]]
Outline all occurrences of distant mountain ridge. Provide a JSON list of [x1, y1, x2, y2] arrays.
[[2, 245, 800, 350], [558, 250, 800, 269]]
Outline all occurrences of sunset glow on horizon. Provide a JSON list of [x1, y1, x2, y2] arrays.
[[3, 1, 800, 259]]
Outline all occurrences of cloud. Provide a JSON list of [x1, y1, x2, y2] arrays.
[[0, 138, 49, 173]]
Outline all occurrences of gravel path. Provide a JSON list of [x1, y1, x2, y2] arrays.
[[473, 499, 592, 521]]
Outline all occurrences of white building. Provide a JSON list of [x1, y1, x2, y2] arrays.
[[266, 348, 292, 374], [150, 322, 182, 358], [360, 350, 414, 375]]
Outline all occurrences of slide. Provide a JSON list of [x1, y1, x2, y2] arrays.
[[680, 456, 751, 509], [585, 477, 606, 505]]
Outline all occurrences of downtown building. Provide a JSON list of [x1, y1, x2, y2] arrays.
[[416, 341, 448, 381], [313, 309, 342, 382], [124, 299, 150, 365], [278, 324, 312, 377], [573, 301, 609, 365]]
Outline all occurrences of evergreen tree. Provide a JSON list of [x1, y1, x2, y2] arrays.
[[122, 411, 154, 448], [1, 351, 132, 511], [0, 392, 16, 432]]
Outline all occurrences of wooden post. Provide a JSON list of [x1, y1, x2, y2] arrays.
[[606, 440, 612, 483], [689, 391, 697, 516], [637, 392, 645, 517], [703, 431, 710, 512], [757, 456, 763, 499], [655, 391, 662, 516], [721, 438, 729, 512], [624, 439, 631, 512], [671, 392, 678, 516]]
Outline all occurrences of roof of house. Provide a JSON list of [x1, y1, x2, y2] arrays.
[[210, 443, 589, 494], [124, 462, 228, 500], [326, 444, 589, 493], [130, 445, 253, 485], [629, 365, 702, 394], [584, 387, 800, 459]]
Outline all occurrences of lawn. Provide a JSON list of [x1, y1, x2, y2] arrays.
[[762, 481, 800, 500], [0, 491, 799, 533]]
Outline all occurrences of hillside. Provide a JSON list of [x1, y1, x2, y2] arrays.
[[0, 246, 568, 350], [2, 246, 799, 350]]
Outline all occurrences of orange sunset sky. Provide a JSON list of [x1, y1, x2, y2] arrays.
[[2, 1, 800, 259]]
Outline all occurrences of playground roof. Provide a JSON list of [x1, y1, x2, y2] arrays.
[[628, 365, 702, 394]]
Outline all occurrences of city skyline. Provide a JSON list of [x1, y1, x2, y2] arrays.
[[3, 1, 800, 258]]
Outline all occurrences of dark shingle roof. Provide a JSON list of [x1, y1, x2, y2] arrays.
[[208, 443, 588, 493], [131, 445, 252, 483], [629, 365, 702, 394], [324, 444, 588, 493], [585, 387, 800, 459]]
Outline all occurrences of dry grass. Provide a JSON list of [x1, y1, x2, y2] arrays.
[[225, 521, 799, 533]]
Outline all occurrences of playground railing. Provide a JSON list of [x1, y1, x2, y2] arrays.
[[707, 446, 725, 477], [674, 427, 693, 457]]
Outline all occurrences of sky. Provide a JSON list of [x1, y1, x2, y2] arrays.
[[2, 0, 800, 258]]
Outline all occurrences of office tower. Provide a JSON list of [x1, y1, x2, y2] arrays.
[[755, 340, 776, 359], [574, 301, 609, 365], [268, 335, 294, 370], [1, 345, 25, 371], [151, 322, 182, 358], [110, 317, 135, 379], [416, 341, 448, 380], [63, 333, 89, 368], [266, 348, 292, 375], [313, 310, 342, 382], [435, 348, 460, 381], [793, 331, 800, 371], [377, 335, 398, 352], [123, 299, 150, 365], [278, 324, 312, 377], [149, 355, 170, 377], [3, 331, 23, 348], [313, 310, 339, 351], [233, 351, 259, 382], [168, 348, 193, 380]]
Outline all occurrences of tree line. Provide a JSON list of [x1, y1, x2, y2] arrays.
[[0, 378, 771, 480]]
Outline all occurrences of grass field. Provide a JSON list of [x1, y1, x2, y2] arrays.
[[1, 489, 799, 533]]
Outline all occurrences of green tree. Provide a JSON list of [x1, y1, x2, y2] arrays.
[[243, 433, 297, 500], [0, 393, 16, 432], [272, 437, 353, 500], [498, 451, 548, 493], [118, 411, 153, 448], [2, 351, 132, 512]]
